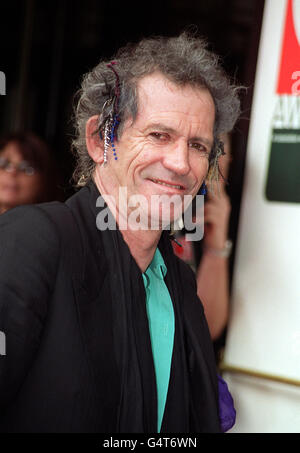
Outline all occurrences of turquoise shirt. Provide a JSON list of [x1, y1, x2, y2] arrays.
[[142, 248, 175, 433]]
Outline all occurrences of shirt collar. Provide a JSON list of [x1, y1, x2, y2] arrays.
[[143, 247, 167, 285]]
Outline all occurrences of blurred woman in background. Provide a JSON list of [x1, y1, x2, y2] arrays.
[[0, 132, 60, 214]]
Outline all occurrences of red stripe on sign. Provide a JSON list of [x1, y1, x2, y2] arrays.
[[276, 0, 300, 95]]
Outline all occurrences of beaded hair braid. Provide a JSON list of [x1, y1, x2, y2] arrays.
[[99, 62, 121, 165]]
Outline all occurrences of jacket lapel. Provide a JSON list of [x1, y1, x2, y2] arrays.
[[67, 184, 121, 422]]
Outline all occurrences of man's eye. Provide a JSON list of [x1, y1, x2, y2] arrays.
[[189, 142, 209, 155], [150, 132, 168, 141]]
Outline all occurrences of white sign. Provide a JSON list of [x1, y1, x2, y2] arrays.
[[223, 0, 300, 433]]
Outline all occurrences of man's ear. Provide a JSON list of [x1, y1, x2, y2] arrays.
[[86, 115, 104, 164]]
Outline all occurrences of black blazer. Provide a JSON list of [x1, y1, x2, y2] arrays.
[[0, 182, 220, 433]]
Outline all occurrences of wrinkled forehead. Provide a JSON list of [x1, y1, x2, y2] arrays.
[[136, 72, 214, 111], [134, 73, 215, 137]]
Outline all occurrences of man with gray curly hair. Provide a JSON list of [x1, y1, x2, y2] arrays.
[[0, 33, 239, 433]]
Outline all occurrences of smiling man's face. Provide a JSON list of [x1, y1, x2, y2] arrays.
[[97, 72, 215, 227]]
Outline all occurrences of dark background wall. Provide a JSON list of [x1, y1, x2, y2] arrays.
[[0, 0, 265, 277]]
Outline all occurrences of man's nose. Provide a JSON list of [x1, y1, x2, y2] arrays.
[[162, 139, 190, 176]]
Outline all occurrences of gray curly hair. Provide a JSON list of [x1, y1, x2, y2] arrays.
[[72, 32, 241, 186]]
